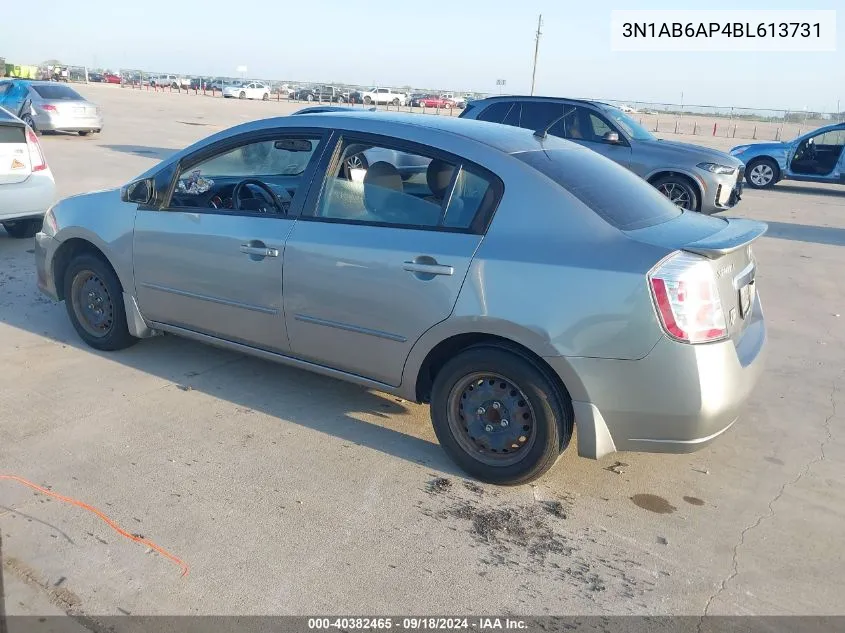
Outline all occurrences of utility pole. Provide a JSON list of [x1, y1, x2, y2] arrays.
[[530, 14, 543, 96]]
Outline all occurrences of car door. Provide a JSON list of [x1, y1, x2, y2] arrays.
[[132, 128, 329, 353], [1, 82, 29, 116], [785, 127, 845, 181], [283, 132, 503, 386]]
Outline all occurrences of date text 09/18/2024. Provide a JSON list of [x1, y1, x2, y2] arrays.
[[307, 618, 528, 630]]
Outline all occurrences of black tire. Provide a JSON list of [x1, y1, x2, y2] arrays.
[[745, 157, 779, 189], [430, 346, 573, 485], [78, 131, 91, 136], [63, 253, 137, 351], [651, 175, 700, 211], [262, 92, 269, 101], [2, 218, 42, 239], [392, 98, 400, 106], [363, 96, 372, 105], [239, 91, 246, 99], [306, 93, 314, 102]]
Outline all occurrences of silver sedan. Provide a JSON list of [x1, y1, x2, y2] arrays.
[[35, 112, 767, 484], [0, 80, 103, 136]]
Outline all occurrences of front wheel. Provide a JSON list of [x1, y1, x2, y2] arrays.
[[21, 114, 38, 134], [745, 158, 778, 189], [651, 175, 699, 211], [392, 98, 400, 106], [63, 254, 138, 351], [430, 346, 573, 485], [363, 96, 372, 105], [239, 91, 246, 99], [2, 218, 42, 239]]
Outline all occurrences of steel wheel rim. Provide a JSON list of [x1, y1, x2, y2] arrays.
[[70, 270, 114, 338], [750, 164, 773, 186], [658, 182, 693, 209], [446, 372, 537, 467]]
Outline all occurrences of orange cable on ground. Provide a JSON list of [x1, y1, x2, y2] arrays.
[[0, 474, 189, 577]]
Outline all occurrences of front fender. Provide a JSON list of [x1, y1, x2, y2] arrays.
[[50, 189, 137, 296]]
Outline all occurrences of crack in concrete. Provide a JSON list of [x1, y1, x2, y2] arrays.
[[697, 375, 840, 628]]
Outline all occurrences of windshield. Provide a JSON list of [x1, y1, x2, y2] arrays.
[[604, 107, 655, 141], [32, 84, 83, 100]]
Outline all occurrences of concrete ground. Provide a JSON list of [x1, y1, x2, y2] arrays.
[[1, 83, 843, 620]]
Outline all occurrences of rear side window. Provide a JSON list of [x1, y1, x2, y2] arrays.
[[476, 101, 514, 123], [32, 84, 82, 100], [0, 126, 25, 143], [514, 148, 682, 230], [518, 102, 564, 134]]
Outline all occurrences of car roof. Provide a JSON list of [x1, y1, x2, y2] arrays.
[[469, 94, 601, 108], [283, 110, 567, 155]]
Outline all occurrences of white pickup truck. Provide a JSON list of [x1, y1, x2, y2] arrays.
[[149, 74, 190, 89], [360, 88, 407, 106]]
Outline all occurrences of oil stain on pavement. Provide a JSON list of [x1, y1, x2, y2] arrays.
[[630, 494, 677, 514]]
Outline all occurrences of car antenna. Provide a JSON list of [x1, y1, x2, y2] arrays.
[[533, 107, 577, 139]]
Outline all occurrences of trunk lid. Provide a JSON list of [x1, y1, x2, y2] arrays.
[[0, 122, 31, 185], [626, 212, 767, 341]]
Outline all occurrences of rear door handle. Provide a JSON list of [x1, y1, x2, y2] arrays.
[[402, 261, 454, 276], [240, 244, 279, 257]]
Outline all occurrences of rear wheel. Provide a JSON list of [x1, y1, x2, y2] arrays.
[[392, 98, 400, 106], [63, 254, 137, 351], [306, 93, 314, 102], [78, 131, 91, 136], [2, 218, 42, 239], [430, 346, 572, 485], [745, 158, 778, 189], [239, 91, 246, 99], [651, 175, 699, 211], [363, 96, 372, 105], [262, 92, 269, 101]]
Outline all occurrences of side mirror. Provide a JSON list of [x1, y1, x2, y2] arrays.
[[603, 131, 621, 144], [121, 178, 153, 204]]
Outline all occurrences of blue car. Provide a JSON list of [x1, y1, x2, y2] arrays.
[[731, 122, 845, 189]]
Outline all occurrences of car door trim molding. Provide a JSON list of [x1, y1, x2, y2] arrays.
[[139, 282, 278, 315], [293, 313, 407, 342]]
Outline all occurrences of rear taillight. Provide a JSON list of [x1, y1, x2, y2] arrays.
[[648, 251, 727, 344], [26, 128, 48, 172], [40, 104, 57, 112]]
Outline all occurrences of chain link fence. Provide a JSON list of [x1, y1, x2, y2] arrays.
[[595, 99, 844, 141]]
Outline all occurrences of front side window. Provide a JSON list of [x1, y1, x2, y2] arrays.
[[603, 107, 655, 141], [310, 138, 499, 231], [169, 135, 321, 214]]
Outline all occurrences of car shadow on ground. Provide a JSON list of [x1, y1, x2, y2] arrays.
[[773, 183, 845, 199], [101, 145, 177, 159], [763, 221, 845, 247], [0, 264, 459, 475]]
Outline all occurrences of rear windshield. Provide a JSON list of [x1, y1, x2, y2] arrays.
[[0, 126, 25, 143], [32, 84, 83, 100], [514, 148, 682, 230]]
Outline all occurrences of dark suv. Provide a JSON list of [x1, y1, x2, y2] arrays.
[[292, 85, 350, 103], [460, 96, 745, 214]]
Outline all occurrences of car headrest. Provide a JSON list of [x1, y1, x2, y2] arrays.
[[426, 159, 456, 198], [363, 161, 403, 212]]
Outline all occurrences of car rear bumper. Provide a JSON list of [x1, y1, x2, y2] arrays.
[[34, 112, 103, 132], [0, 170, 56, 223], [35, 232, 60, 300], [548, 292, 766, 459]]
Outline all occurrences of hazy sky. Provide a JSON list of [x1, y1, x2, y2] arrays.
[[2, 0, 843, 112]]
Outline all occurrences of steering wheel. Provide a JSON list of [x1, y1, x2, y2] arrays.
[[232, 179, 291, 213]]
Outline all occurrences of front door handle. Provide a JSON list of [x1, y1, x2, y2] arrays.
[[402, 261, 454, 276], [240, 243, 279, 257]]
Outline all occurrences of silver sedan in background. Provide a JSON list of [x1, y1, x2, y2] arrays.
[[0, 80, 103, 136], [35, 112, 767, 484]]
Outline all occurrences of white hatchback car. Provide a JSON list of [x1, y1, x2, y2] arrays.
[[222, 82, 271, 101], [0, 107, 56, 238]]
